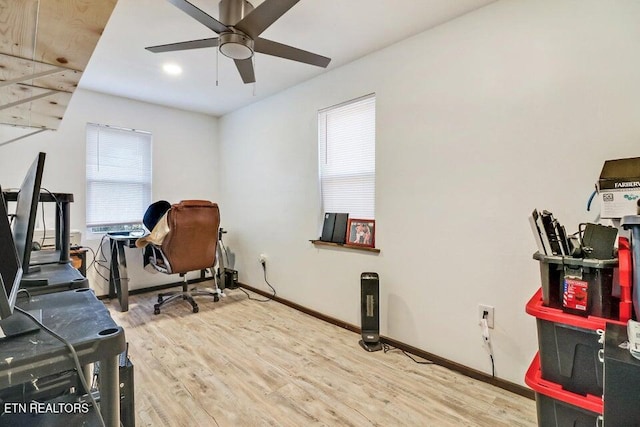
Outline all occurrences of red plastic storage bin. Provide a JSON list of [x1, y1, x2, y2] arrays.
[[618, 237, 633, 322], [526, 289, 624, 396], [525, 354, 602, 427]]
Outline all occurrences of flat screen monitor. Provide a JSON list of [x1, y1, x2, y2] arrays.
[[12, 152, 46, 275], [0, 189, 21, 318], [0, 189, 37, 338]]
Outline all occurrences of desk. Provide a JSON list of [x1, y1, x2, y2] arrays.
[[0, 289, 126, 427], [108, 234, 138, 312], [3, 191, 73, 264], [107, 233, 211, 313]]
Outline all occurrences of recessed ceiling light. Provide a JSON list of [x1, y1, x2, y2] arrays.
[[162, 63, 182, 76]]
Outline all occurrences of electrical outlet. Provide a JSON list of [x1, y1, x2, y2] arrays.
[[259, 254, 267, 264], [479, 304, 494, 329]]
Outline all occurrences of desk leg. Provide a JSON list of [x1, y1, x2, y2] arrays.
[[115, 241, 129, 312], [108, 240, 119, 300], [108, 240, 129, 312], [59, 201, 71, 263], [99, 356, 120, 427]]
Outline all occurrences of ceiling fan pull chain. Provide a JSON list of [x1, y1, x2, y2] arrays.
[[216, 47, 219, 87], [252, 56, 256, 96]]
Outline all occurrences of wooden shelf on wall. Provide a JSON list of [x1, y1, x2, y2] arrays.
[[310, 240, 380, 253]]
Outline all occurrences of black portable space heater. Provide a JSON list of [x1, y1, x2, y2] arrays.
[[359, 272, 382, 352]]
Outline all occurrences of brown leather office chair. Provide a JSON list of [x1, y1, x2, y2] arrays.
[[146, 200, 223, 315]]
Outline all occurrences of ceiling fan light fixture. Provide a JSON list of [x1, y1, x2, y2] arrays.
[[219, 32, 254, 60], [162, 63, 183, 75]]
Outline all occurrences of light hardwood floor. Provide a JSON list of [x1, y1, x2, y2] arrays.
[[106, 283, 537, 427]]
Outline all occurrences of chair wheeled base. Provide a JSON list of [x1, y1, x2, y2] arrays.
[[153, 274, 224, 315]]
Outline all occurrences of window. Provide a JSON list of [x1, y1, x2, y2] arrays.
[[318, 94, 376, 219], [86, 123, 152, 233]]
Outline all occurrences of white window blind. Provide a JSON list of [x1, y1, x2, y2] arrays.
[[86, 123, 152, 230], [318, 94, 376, 219]]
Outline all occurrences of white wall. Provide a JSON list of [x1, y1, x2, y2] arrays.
[[0, 89, 219, 295], [218, 0, 640, 386]]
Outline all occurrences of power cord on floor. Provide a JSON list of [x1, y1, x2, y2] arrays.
[[238, 262, 276, 302], [381, 343, 434, 365], [14, 307, 106, 427]]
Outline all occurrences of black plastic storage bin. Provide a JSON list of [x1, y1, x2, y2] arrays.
[[603, 323, 640, 426], [533, 252, 618, 318], [525, 354, 602, 427], [526, 289, 625, 396]]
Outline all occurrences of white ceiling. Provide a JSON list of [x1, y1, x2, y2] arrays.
[[79, 0, 496, 117]]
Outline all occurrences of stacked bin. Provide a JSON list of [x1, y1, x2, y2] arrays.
[[526, 252, 624, 426], [525, 353, 602, 426]]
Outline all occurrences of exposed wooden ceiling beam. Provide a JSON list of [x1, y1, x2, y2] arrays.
[[0, 89, 58, 111], [0, 0, 117, 131], [0, 65, 66, 88]]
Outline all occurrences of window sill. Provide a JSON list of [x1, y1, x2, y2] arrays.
[[310, 240, 380, 253]]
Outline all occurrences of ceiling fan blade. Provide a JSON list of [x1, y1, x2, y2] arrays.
[[167, 0, 229, 34], [234, 0, 300, 38], [255, 38, 331, 68], [146, 38, 219, 53], [234, 58, 256, 84]]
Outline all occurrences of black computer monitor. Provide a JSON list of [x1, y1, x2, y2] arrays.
[[12, 152, 46, 275], [0, 190, 37, 337], [0, 189, 21, 318]]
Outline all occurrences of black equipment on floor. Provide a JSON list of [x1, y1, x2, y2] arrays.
[[359, 272, 382, 352], [224, 268, 238, 289], [118, 350, 135, 427]]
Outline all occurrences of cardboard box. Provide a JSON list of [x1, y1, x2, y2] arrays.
[[598, 157, 640, 218]]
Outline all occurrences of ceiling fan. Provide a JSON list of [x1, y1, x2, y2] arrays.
[[146, 0, 331, 84]]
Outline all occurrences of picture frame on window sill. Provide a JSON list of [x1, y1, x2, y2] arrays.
[[346, 219, 375, 248]]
